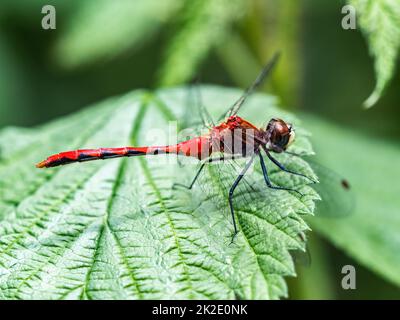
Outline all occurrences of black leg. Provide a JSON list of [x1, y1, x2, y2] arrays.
[[262, 146, 316, 183], [173, 162, 206, 190], [259, 153, 303, 197], [228, 154, 256, 243], [173, 155, 239, 190]]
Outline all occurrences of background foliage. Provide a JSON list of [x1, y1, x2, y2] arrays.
[[0, 0, 399, 299]]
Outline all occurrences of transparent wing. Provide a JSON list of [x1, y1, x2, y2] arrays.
[[217, 52, 281, 121], [290, 157, 356, 266], [194, 83, 215, 128], [304, 157, 355, 218], [290, 244, 311, 267], [182, 80, 214, 130]]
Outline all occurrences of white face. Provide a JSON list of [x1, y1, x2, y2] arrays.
[[287, 128, 295, 147]]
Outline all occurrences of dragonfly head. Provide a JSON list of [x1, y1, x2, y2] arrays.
[[265, 118, 295, 152]]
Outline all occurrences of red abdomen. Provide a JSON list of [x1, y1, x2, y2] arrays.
[[36, 147, 148, 168], [36, 137, 212, 168]]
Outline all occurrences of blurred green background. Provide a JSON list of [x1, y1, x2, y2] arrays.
[[0, 0, 399, 299]]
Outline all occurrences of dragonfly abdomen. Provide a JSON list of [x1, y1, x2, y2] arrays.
[[36, 147, 148, 168], [36, 137, 212, 168]]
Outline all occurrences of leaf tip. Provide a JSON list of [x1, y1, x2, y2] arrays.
[[363, 88, 381, 109]]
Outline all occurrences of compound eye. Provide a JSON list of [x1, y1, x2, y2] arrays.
[[279, 134, 290, 148]]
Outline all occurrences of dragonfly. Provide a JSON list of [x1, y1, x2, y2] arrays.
[[36, 52, 351, 242]]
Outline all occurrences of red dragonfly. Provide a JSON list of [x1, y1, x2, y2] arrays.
[[36, 53, 315, 240]]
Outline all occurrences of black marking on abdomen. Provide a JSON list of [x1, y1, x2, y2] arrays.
[[127, 150, 146, 156], [100, 151, 121, 159], [49, 157, 76, 167], [78, 153, 96, 162]]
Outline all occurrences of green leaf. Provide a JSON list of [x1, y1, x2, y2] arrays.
[[0, 87, 318, 299], [349, 0, 400, 108], [157, 0, 247, 86], [302, 114, 400, 287], [55, 0, 182, 68]]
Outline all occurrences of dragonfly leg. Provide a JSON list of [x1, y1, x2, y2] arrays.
[[173, 155, 239, 190], [173, 162, 206, 190], [259, 153, 304, 197], [228, 154, 256, 243], [262, 146, 316, 183]]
